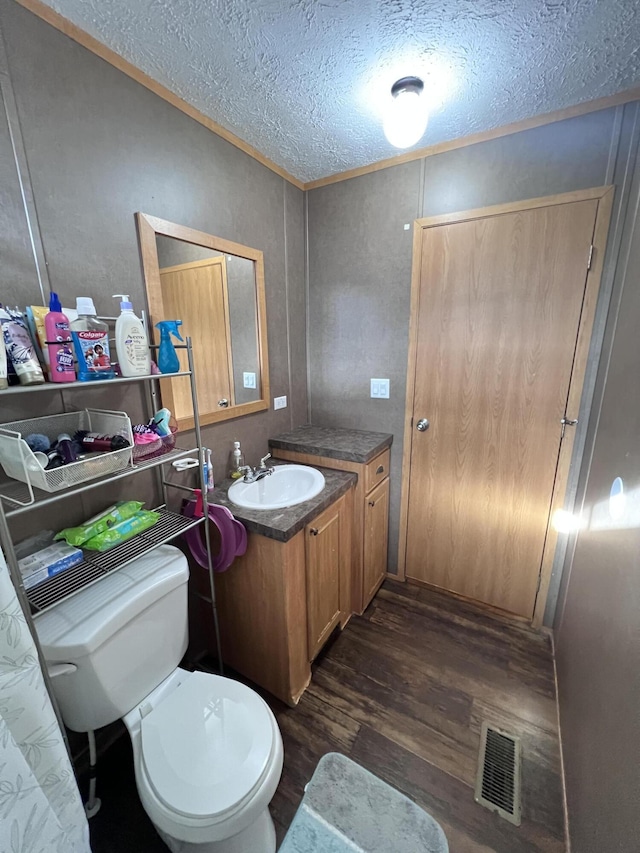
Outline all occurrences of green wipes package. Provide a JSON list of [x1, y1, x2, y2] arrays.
[[55, 501, 144, 546], [82, 511, 160, 552]]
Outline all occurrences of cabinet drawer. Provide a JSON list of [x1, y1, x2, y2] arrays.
[[364, 449, 390, 494]]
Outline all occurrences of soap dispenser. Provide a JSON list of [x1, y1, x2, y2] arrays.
[[229, 441, 245, 479], [71, 297, 114, 381], [113, 294, 150, 377]]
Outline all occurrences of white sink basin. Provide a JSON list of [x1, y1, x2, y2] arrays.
[[228, 464, 325, 510]]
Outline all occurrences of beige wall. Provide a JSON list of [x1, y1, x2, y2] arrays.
[[0, 0, 307, 537], [553, 143, 640, 851]]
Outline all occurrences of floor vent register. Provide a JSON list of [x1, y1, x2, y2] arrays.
[[474, 722, 522, 826]]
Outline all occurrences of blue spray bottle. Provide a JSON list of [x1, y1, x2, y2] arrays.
[[155, 321, 183, 374]]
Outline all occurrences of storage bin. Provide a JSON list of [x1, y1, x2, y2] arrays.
[[132, 424, 177, 463], [0, 409, 133, 493]]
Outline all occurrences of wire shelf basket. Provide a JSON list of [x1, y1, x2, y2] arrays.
[[132, 425, 178, 463], [0, 409, 133, 497]]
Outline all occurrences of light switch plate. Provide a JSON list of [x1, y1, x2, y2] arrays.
[[243, 371, 257, 389], [370, 378, 390, 399], [274, 395, 287, 410]]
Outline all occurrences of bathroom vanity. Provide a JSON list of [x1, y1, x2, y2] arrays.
[[207, 466, 356, 706], [269, 426, 392, 614]]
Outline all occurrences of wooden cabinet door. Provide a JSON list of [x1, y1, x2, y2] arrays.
[[363, 477, 389, 606], [306, 501, 342, 661]]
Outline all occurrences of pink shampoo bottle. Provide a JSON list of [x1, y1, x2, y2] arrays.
[[45, 292, 75, 382]]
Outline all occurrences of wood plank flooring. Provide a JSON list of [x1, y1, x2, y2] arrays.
[[267, 581, 565, 852]]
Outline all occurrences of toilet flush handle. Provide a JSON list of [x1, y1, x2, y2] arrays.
[[47, 662, 77, 678], [139, 701, 153, 719]]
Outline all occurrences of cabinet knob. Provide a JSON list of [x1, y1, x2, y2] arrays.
[[309, 527, 319, 536]]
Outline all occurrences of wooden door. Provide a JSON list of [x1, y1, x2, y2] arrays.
[[403, 191, 611, 619], [363, 477, 389, 605], [306, 502, 342, 660], [159, 257, 234, 427]]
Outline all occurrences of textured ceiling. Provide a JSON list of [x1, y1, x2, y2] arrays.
[[39, 0, 640, 182]]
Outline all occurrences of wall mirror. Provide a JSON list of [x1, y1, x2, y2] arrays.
[[136, 213, 269, 429]]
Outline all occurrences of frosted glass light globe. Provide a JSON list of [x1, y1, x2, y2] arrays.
[[383, 80, 429, 149]]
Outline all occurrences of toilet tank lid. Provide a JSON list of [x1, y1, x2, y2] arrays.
[[34, 545, 189, 661]]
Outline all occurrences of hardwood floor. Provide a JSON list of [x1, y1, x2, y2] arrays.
[[267, 580, 565, 852]]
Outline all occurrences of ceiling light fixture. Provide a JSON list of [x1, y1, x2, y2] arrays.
[[383, 76, 428, 149]]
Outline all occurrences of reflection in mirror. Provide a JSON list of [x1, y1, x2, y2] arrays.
[[155, 237, 261, 406], [136, 214, 269, 430]]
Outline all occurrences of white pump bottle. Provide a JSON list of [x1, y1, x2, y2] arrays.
[[113, 294, 151, 377]]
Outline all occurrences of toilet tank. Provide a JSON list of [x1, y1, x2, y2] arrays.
[[35, 545, 190, 732]]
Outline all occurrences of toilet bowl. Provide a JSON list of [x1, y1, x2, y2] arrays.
[[123, 667, 284, 853], [34, 545, 284, 853]]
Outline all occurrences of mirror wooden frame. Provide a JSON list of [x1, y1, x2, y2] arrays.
[[136, 212, 270, 429]]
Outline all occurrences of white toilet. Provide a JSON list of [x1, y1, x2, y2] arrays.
[[35, 545, 284, 853]]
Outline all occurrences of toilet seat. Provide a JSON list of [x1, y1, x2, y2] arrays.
[[139, 671, 276, 823]]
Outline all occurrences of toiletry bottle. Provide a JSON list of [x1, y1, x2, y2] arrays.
[[46, 450, 63, 469], [56, 433, 77, 465], [74, 431, 131, 452], [155, 321, 183, 374], [26, 306, 47, 372], [202, 453, 209, 490], [207, 448, 214, 492], [45, 292, 75, 383], [113, 294, 151, 377], [229, 441, 244, 479], [151, 408, 172, 436], [0, 320, 7, 389], [0, 305, 44, 386], [71, 298, 115, 381]]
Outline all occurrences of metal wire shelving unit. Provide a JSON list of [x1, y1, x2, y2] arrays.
[[0, 338, 223, 758]]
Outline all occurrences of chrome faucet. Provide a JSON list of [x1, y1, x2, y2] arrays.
[[238, 453, 275, 483]]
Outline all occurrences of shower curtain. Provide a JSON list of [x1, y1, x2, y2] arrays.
[[0, 546, 90, 852]]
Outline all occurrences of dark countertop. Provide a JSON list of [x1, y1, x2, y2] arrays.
[[209, 462, 356, 542], [269, 425, 393, 464]]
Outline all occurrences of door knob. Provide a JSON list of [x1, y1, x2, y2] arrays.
[[416, 418, 430, 432]]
